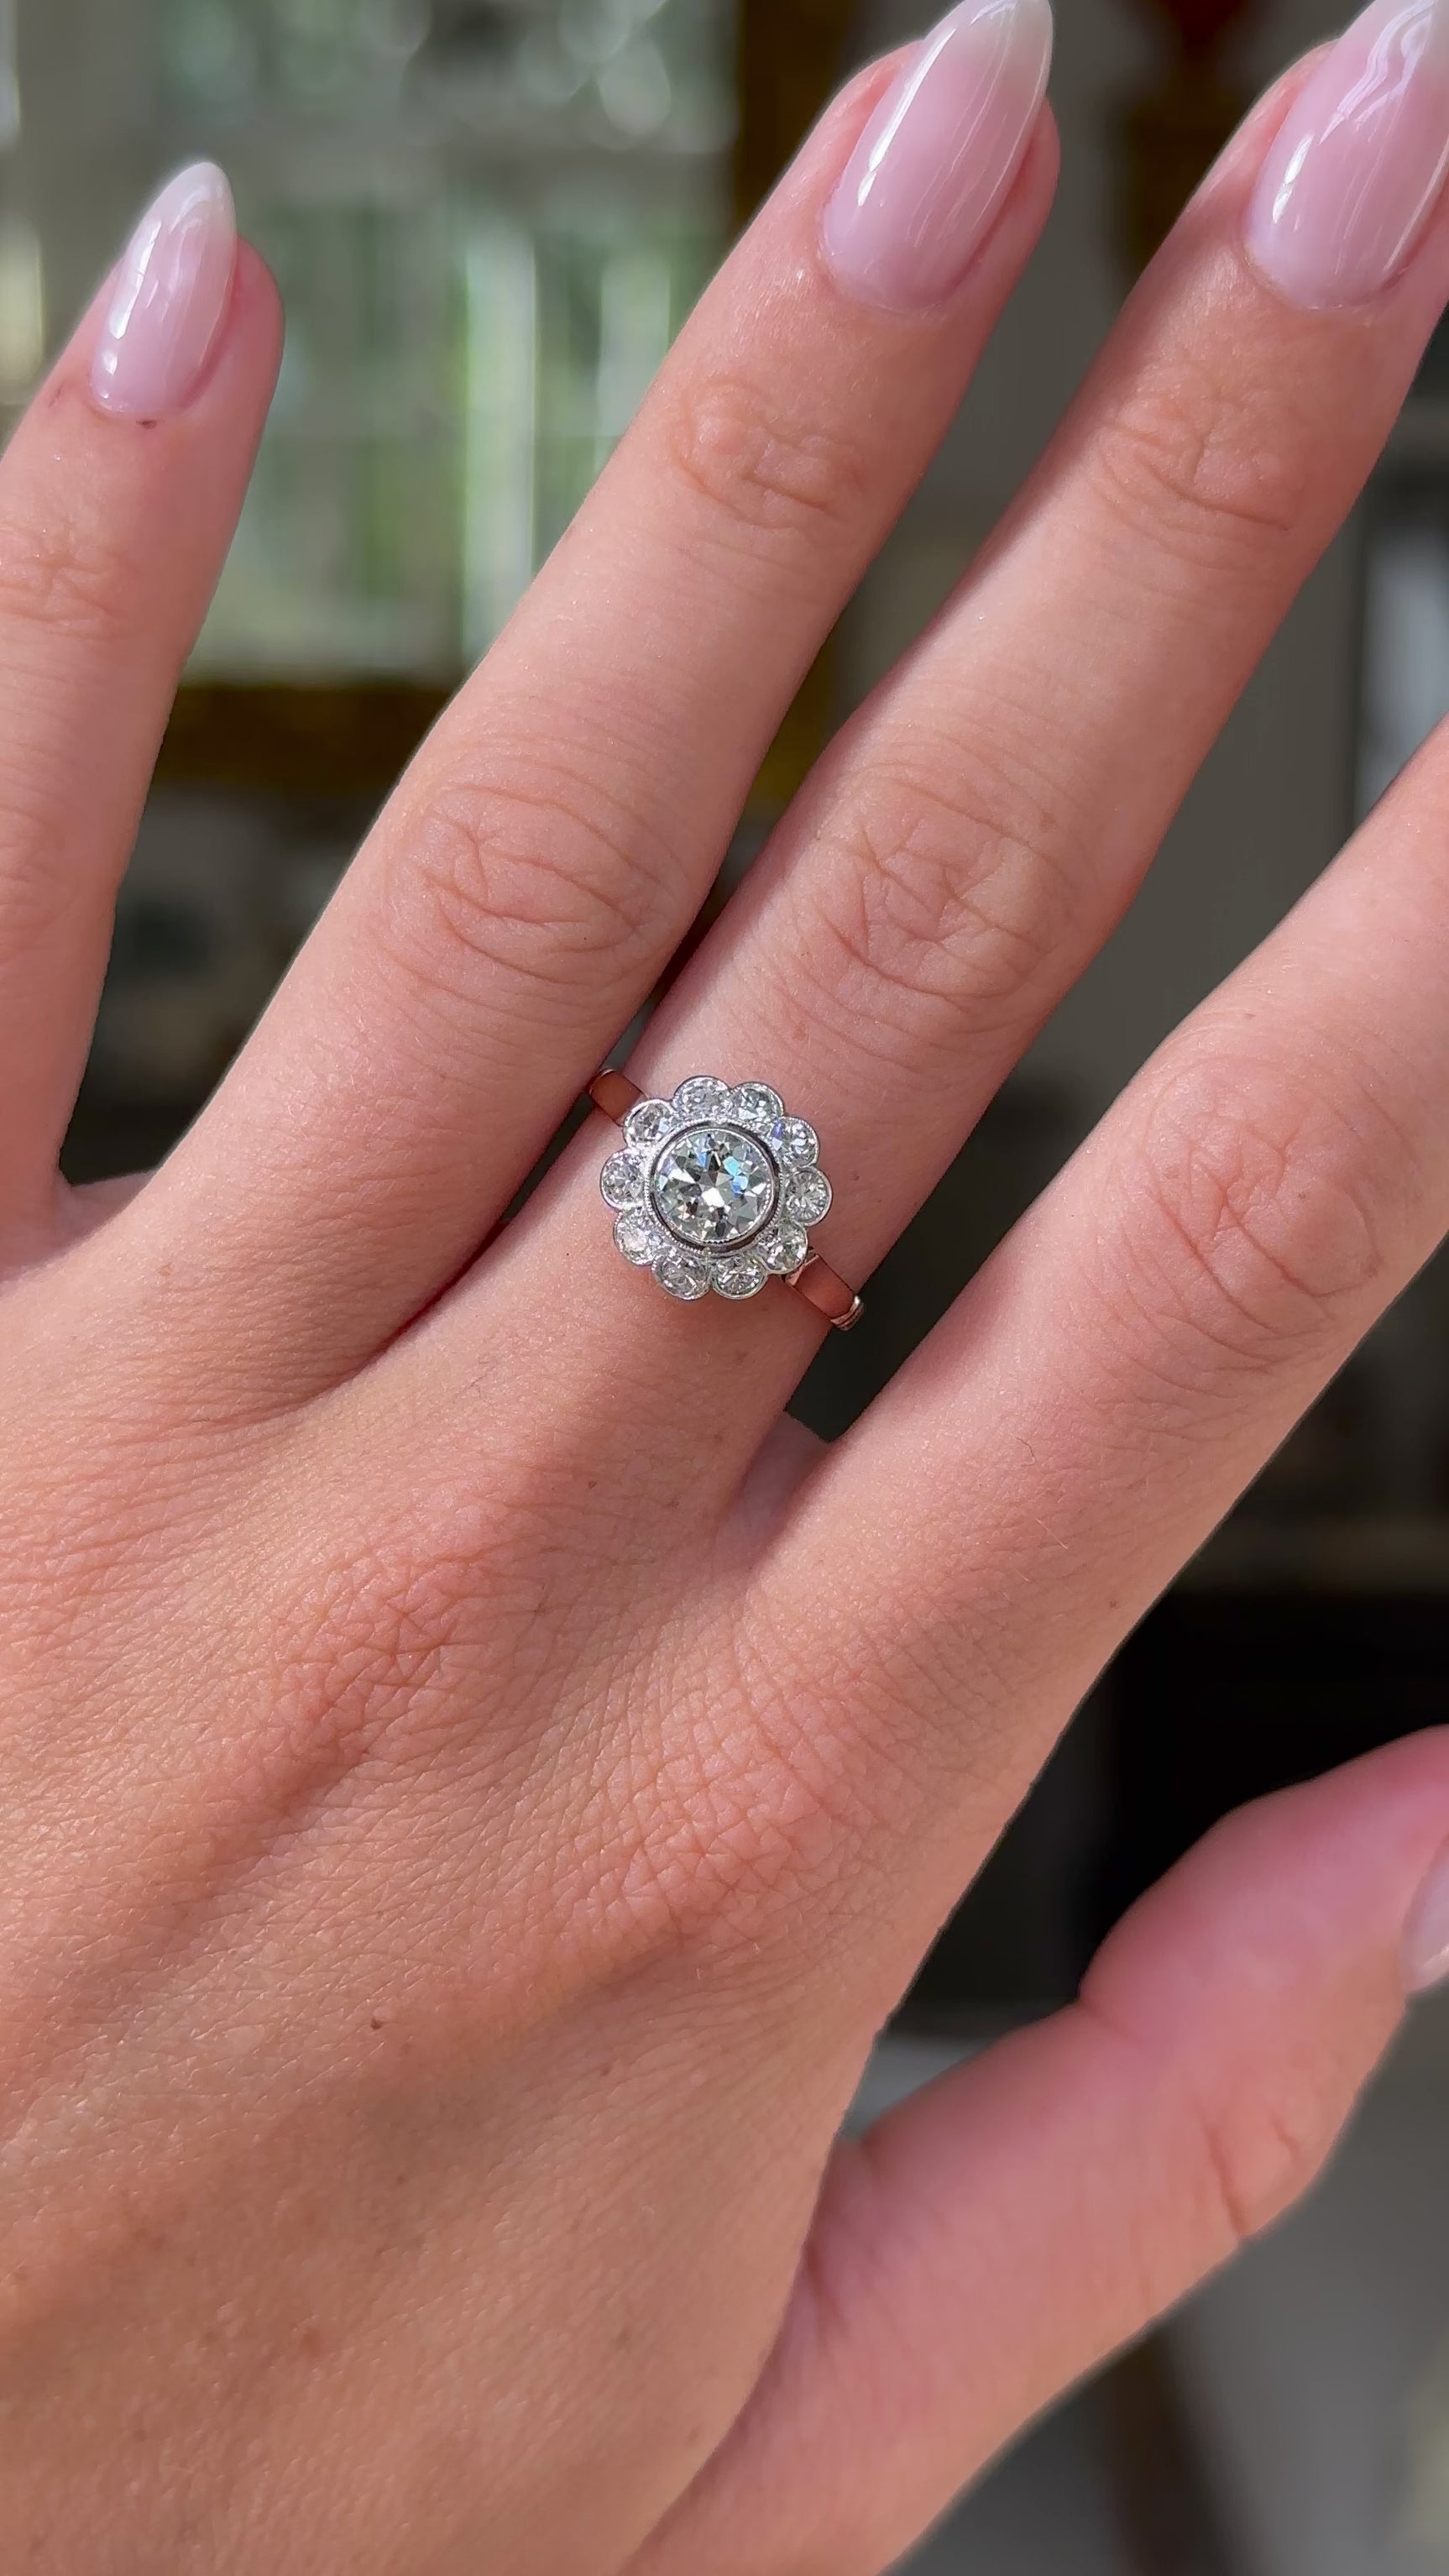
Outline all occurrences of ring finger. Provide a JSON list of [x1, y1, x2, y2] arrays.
[[499, 1, 1449, 1452], [132, 13, 1059, 1401]]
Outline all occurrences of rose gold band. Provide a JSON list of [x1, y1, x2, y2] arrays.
[[588, 1071, 864, 1333], [588, 1068, 650, 1126]]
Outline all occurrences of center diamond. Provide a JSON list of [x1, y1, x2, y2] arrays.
[[651, 1124, 777, 1252]]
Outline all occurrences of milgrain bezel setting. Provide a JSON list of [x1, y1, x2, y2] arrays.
[[599, 1076, 833, 1306]]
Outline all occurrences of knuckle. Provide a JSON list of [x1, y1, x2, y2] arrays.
[[1091, 350, 1310, 567], [253, 1498, 574, 1840], [1080, 1987, 1348, 2272], [612, 1715, 833, 1956], [1184, 2072, 1340, 2251], [790, 751, 1070, 1071], [660, 365, 871, 554], [261, 1529, 483, 1787], [261, 1517, 824, 1969], [1107, 1055, 1394, 1374], [609, 1619, 880, 1958], [383, 763, 670, 1019], [0, 502, 137, 648]]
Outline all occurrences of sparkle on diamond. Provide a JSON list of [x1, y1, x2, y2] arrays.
[[651, 1124, 777, 1252]]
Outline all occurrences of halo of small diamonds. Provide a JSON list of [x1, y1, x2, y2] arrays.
[[672, 1075, 733, 1121], [615, 1209, 666, 1267], [783, 1165, 832, 1226], [730, 1082, 783, 1134], [600, 1076, 835, 1306], [623, 1097, 677, 1151], [654, 1248, 710, 1301], [761, 1221, 808, 1275], [770, 1116, 818, 1166], [600, 1150, 646, 1210]]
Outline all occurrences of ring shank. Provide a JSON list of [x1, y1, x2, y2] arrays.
[[588, 1071, 864, 1333]]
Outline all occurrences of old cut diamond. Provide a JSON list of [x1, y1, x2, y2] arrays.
[[654, 1248, 711, 1301], [714, 1252, 769, 1300], [672, 1076, 732, 1121], [651, 1124, 777, 1251], [615, 1210, 665, 1267], [599, 1071, 844, 1317], [600, 1150, 646, 1209], [730, 1082, 784, 1134], [784, 1165, 832, 1225], [624, 1097, 677, 1151], [761, 1222, 808, 1275], [769, 1116, 818, 1167]]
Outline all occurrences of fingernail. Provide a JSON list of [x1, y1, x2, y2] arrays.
[[1246, 0, 1449, 308], [1405, 1840, 1449, 1992], [821, 0, 1053, 312], [91, 163, 237, 417]]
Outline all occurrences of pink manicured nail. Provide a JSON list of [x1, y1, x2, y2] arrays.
[[822, 0, 1053, 311], [91, 163, 237, 417], [1405, 1841, 1449, 1992], [1246, 0, 1449, 307]]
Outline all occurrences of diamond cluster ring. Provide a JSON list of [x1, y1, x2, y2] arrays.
[[588, 1071, 863, 1331]]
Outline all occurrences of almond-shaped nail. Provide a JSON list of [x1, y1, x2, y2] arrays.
[[1405, 1840, 1449, 1992], [822, 0, 1053, 312], [91, 163, 237, 418], [1246, 0, 1449, 308]]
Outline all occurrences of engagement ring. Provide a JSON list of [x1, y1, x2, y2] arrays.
[[589, 1071, 863, 1331]]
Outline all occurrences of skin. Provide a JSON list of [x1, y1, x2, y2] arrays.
[[3, 44, 1449, 2574]]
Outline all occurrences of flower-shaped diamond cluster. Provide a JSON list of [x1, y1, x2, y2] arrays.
[[600, 1076, 833, 1305]]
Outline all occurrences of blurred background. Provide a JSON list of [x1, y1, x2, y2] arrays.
[[15, 0, 1449, 2564]]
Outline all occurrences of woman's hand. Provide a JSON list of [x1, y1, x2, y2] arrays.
[[5, 5, 1449, 2567]]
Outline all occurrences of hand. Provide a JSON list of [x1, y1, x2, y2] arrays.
[[5, 8, 1449, 2568]]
